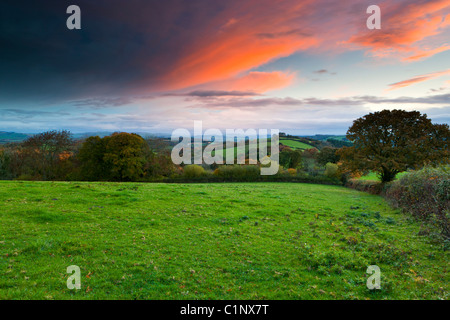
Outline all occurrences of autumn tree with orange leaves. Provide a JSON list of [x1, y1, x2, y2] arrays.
[[22, 130, 73, 180]]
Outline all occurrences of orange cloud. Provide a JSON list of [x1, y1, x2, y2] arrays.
[[209, 71, 295, 93], [387, 69, 450, 91], [162, 34, 316, 90], [159, 0, 318, 90], [348, 0, 450, 61], [154, 0, 450, 92], [404, 45, 450, 61]]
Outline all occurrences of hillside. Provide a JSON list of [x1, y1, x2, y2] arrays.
[[280, 138, 315, 150], [0, 131, 31, 144]]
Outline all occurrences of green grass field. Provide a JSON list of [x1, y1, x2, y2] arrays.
[[211, 140, 261, 160], [280, 138, 314, 150], [357, 172, 408, 182], [0, 181, 448, 300]]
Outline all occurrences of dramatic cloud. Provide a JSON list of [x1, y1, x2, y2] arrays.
[[347, 0, 450, 61], [404, 45, 450, 61], [1, 0, 449, 105], [203, 71, 296, 94], [0, 0, 449, 133]]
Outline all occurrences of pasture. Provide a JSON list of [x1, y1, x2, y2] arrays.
[[0, 181, 448, 299], [280, 138, 314, 150]]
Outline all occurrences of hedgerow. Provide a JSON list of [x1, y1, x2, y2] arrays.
[[384, 165, 449, 239]]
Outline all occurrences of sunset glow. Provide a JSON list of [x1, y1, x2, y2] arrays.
[[0, 0, 449, 134]]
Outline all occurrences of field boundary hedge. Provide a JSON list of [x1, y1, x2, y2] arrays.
[[346, 166, 450, 240], [155, 175, 342, 185]]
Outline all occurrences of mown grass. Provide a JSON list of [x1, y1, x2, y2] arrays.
[[0, 181, 448, 300]]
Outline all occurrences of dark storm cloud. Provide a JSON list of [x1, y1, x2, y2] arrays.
[[0, 0, 226, 106]]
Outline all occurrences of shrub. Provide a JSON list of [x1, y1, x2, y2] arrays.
[[317, 147, 339, 166], [324, 162, 339, 179], [345, 179, 384, 195], [214, 165, 260, 180], [15, 173, 40, 181], [0, 149, 12, 180], [385, 165, 449, 239], [287, 168, 297, 176], [183, 164, 206, 178]]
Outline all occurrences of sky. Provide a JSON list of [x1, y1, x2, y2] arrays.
[[0, 0, 449, 135]]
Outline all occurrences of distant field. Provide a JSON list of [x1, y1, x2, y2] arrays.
[[0, 181, 447, 300], [357, 172, 408, 182], [211, 140, 264, 160], [280, 138, 314, 150], [326, 136, 347, 141]]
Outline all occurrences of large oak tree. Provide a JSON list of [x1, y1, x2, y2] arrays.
[[338, 109, 449, 182]]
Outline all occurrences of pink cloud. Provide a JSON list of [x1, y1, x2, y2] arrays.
[[158, 0, 321, 90], [207, 71, 295, 93], [387, 69, 450, 91], [404, 45, 450, 61], [347, 0, 450, 61], [154, 0, 450, 92]]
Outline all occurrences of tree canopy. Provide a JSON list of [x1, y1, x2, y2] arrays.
[[338, 109, 449, 182], [79, 132, 152, 181], [22, 130, 73, 180]]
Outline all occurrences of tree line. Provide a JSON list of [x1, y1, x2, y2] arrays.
[[0, 109, 448, 183], [0, 131, 176, 182]]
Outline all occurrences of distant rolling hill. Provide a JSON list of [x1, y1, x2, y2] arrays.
[[0, 131, 31, 144], [0, 131, 352, 149], [0, 131, 171, 144], [280, 134, 353, 150]]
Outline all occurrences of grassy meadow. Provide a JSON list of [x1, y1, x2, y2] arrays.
[[280, 138, 314, 150], [0, 181, 448, 300], [357, 171, 408, 182]]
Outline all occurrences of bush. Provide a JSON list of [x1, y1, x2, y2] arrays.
[[385, 165, 449, 239], [214, 165, 260, 180], [287, 168, 297, 176], [324, 162, 339, 179], [0, 149, 12, 180], [183, 164, 206, 178], [15, 173, 40, 181], [345, 179, 384, 195]]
